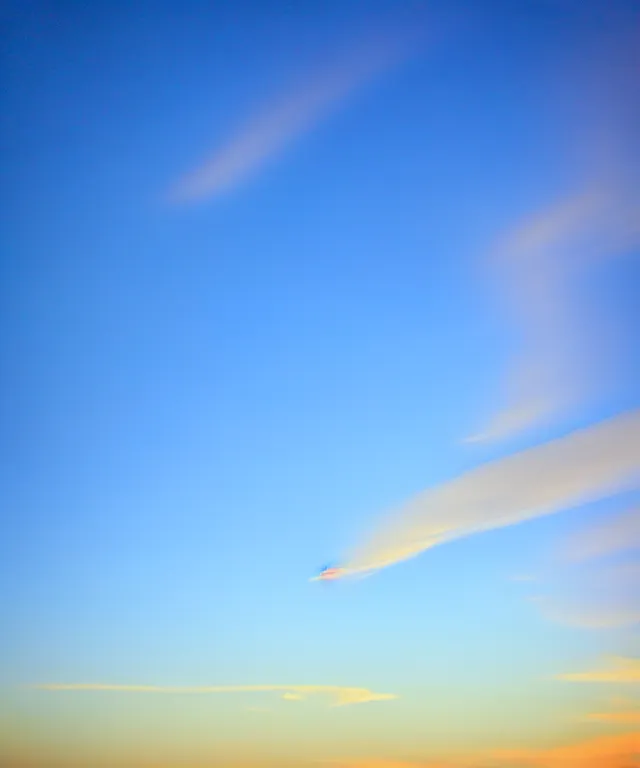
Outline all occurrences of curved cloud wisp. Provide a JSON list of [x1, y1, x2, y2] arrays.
[[32, 683, 397, 708], [469, 23, 640, 444], [169, 23, 425, 203], [339, 409, 640, 578], [466, 186, 624, 444]]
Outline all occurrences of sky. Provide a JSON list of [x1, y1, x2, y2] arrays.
[[1, 1, 639, 766]]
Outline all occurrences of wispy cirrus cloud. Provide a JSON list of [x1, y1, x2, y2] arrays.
[[336, 409, 640, 578], [531, 561, 640, 629], [562, 507, 640, 564], [468, 22, 640, 444], [526, 506, 640, 631], [466, 185, 626, 444], [32, 682, 397, 707], [169, 19, 426, 204], [557, 656, 640, 683]]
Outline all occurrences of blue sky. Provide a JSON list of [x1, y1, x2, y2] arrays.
[[1, 1, 639, 766]]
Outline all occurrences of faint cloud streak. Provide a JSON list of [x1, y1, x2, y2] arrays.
[[531, 509, 640, 630], [324, 762, 456, 768], [467, 185, 623, 443], [562, 507, 640, 564], [468, 23, 640, 443], [557, 656, 640, 683], [532, 561, 640, 629], [587, 711, 640, 724], [169, 22, 425, 203], [32, 682, 397, 707]]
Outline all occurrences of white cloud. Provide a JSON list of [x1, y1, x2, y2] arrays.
[[338, 409, 640, 578]]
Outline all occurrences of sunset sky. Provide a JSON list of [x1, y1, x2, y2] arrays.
[[1, 1, 639, 766]]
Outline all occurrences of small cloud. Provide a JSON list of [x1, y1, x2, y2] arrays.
[[31, 683, 397, 708], [282, 692, 305, 701], [330, 688, 398, 707], [557, 656, 640, 683]]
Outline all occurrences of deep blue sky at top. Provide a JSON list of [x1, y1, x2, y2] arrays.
[[1, 0, 638, 702]]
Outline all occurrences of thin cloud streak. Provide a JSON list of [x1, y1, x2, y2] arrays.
[[324, 761, 459, 768], [587, 711, 640, 724], [532, 561, 640, 629], [527, 507, 640, 630], [558, 656, 640, 683], [339, 409, 640, 577], [562, 507, 640, 563], [32, 683, 397, 707], [169, 23, 425, 203]]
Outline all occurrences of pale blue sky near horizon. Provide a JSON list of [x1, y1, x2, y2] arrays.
[[1, 1, 639, 758]]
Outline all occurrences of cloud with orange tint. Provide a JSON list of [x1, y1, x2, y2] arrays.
[[489, 731, 640, 767], [587, 711, 640, 724], [582, 695, 640, 726], [336, 409, 640, 578], [557, 656, 640, 683], [324, 735, 640, 768], [169, 21, 425, 203], [32, 682, 397, 707], [322, 760, 459, 768]]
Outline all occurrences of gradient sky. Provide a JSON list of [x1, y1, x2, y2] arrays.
[[1, 1, 639, 766]]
